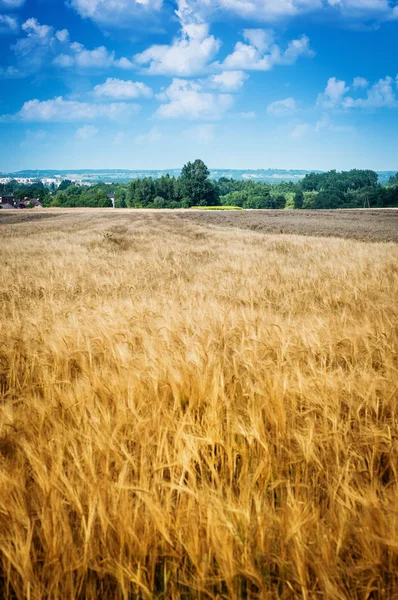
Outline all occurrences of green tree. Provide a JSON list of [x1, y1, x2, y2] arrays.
[[313, 191, 342, 209], [58, 179, 73, 191], [294, 191, 304, 209], [384, 186, 398, 206], [220, 191, 248, 207], [155, 175, 175, 202], [301, 169, 378, 193], [127, 180, 138, 207], [273, 194, 286, 209], [388, 172, 398, 187], [152, 196, 167, 208], [303, 191, 319, 209], [134, 178, 155, 207], [180, 159, 219, 207], [115, 187, 127, 208]]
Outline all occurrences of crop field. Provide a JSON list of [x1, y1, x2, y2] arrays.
[[1, 208, 397, 241], [176, 208, 398, 243], [0, 209, 397, 599]]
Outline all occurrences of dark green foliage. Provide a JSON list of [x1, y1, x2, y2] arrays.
[[298, 170, 398, 209], [300, 169, 379, 193], [135, 177, 156, 207], [180, 159, 220, 207], [48, 184, 112, 208], [313, 191, 343, 209], [125, 176, 185, 208], [273, 195, 287, 209], [14, 185, 47, 202], [58, 179, 73, 191], [96, 168, 397, 210], [5, 164, 396, 211], [114, 187, 127, 208], [220, 191, 247, 207], [294, 191, 304, 209], [384, 185, 398, 206], [220, 188, 286, 210], [388, 172, 398, 187], [152, 196, 167, 208]]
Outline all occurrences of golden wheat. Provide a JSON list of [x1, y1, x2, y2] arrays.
[[0, 209, 397, 599]]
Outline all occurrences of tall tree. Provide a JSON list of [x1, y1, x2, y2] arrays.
[[294, 191, 304, 209], [388, 172, 398, 187], [180, 160, 219, 207], [58, 179, 73, 191]]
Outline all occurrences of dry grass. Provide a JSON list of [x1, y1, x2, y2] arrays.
[[175, 208, 398, 243], [0, 210, 397, 599]]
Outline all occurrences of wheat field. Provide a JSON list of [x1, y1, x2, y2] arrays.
[[0, 209, 397, 599]]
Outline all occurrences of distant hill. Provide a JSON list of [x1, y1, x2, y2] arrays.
[[1, 168, 395, 185]]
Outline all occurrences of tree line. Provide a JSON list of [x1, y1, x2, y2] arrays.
[[2, 161, 398, 210]]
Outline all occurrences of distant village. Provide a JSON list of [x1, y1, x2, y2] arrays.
[[0, 194, 43, 210], [0, 175, 95, 210], [0, 176, 90, 188]]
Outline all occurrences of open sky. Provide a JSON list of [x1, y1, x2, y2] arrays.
[[0, 0, 397, 171]]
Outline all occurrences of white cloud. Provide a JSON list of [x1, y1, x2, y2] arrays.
[[54, 42, 133, 70], [55, 29, 69, 43], [0, 65, 20, 77], [176, 0, 398, 26], [267, 97, 297, 116], [314, 114, 331, 131], [353, 76, 369, 88], [155, 78, 233, 120], [93, 78, 153, 100], [9, 18, 56, 73], [316, 74, 398, 110], [327, 0, 396, 20], [282, 36, 315, 63], [117, 57, 135, 69], [135, 126, 163, 144], [208, 70, 248, 91], [291, 123, 310, 138], [22, 17, 51, 38], [17, 97, 140, 122], [176, 0, 321, 23], [7, 17, 132, 76], [184, 123, 215, 143], [0, 13, 17, 33], [316, 77, 349, 107], [220, 41, 262, 70], [243, 28, 275, 51], [75, 125, 99, 140], [65, 0, 398, 30], [134, 22, 221, 76], [54, 44, 115, 69], [343, 76, 398, 108], [68, 0, 164, 29], [51, 54, 74, 68], [0, 0, 25, 7], [220, 30, 314, 71]]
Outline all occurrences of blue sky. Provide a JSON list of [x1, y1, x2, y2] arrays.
[[0, 0, 397, 171]]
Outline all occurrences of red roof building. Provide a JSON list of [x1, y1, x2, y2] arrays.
[[0, 195, 15, 206]]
